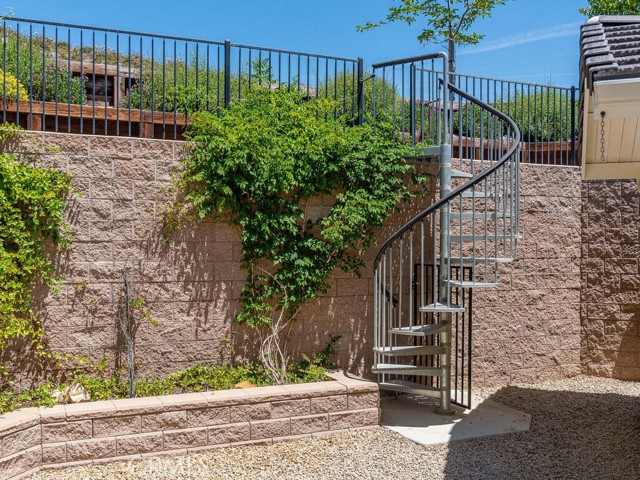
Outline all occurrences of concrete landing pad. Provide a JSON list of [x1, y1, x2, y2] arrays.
[[381, 393, 531, 446]]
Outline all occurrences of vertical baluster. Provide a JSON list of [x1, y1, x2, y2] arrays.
[[174, 40, 177, 136], [238, 48, 242, 100], [55, 27, 59, 132], [391, 66, 396, 139], [104, 32, 108, 135], [15, 23, 20, 127], [374, 267, 378, 368], [138, 36, 142, 136], [399, 237, 403, 334], [2, 19, 6, 125], [420, 220, 425, 318], [409, 229, 413, 334], [117, 34, 121, 137], [28, 24, 33, 130], [205, 43, 210, 114], [217, 44, 221, 113]]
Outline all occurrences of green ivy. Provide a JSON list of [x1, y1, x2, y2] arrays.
[[180, 88, 420, 381], [0, 126, 73, 357]]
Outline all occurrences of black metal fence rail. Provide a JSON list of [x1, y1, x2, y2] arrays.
[[0, 17, 362, 139], [453, 72, 578, 166], [0, 17, 579, 166]]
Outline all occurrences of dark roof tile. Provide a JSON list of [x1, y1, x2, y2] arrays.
[[580, 16, 640, 87]]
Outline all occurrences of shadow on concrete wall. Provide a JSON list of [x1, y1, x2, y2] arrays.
[[1, 187, 84, 387]]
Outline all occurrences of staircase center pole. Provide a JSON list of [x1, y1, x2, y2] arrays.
[[437, 54, 454, 416], [437, 143, 454, 415]]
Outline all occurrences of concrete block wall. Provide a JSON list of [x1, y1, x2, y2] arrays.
[[581, 180, 640, 379], [472, 165, 583, 385], [1, 132, 438, 383], [4, 131, 636, 387], [0, 374, 379, 480]]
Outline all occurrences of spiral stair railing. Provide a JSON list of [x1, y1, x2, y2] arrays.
[[370, 53, 521, 414]]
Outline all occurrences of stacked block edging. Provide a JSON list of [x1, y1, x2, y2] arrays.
[[0, 373, 379, 480]]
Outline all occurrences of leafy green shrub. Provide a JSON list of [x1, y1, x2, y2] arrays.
[[31, 63, 87, 105], [121, 80, 220, 115], [508, 91, 577, 142], [0, 357, 330, 414], [181, 88, 417, 383], [119, 52, 230, 115], [0, 126, 73, 355]]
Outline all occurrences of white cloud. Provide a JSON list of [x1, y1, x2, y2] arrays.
[[460, 22, 583, 55]]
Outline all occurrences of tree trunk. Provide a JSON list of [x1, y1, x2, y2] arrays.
[[448, 37, 456, 75]]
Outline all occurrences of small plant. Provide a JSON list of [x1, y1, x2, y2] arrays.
[[0, 69, 28, 99], [31, 63, 87, 105], [119, 278, 160, 398], [288, 335, 341, 383], [0, 355, 331, 414]]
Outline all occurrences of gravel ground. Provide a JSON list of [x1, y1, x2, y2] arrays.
[[31, 376, 640, 480]]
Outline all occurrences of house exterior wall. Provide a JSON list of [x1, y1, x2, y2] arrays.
[[581, 81, 640, 182], [5, 132, 635, 388]]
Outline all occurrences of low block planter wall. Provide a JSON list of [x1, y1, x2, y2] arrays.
[[0, 372, 379, 480]]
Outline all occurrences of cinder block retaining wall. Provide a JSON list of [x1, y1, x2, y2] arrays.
[[0, 374, 379, 480], [2, 132, 439, 384], [2, 132, 637, 387], [471, 165, 583, 385], [581, 180, 640, 380]]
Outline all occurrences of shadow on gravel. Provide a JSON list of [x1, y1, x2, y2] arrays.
[[443, 385, 640, 480]]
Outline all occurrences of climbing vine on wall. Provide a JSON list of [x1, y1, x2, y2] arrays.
[[180, 88, 424, 383], [0, 125, 73, 368]]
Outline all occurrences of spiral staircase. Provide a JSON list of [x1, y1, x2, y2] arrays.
[[369, 53, 521, 414]]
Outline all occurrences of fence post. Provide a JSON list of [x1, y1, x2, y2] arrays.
[[409, 63, 416, 146], [571, 85, 576, 166], [224, 40, 231, 108], [357, 57, 364, 126]]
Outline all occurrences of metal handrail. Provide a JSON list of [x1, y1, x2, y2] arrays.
[[372, 53, 449, 69], [373, 82, 521, 266]]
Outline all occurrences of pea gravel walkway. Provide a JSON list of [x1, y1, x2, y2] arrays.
[[31, 376, 640, 480]]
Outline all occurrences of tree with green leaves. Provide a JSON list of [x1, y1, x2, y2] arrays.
[[580, 0, 640, 16], [357, 0, 510, 73], [181, 89, 420, 383]]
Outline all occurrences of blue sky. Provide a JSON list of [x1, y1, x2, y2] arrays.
[[8, 0, 587, 86]]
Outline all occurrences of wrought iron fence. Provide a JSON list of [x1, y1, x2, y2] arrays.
[[363, 66, 578, 166], [0, 17, 361, 139], [452, 73, 578, 166], [0, 17, 578, 166]]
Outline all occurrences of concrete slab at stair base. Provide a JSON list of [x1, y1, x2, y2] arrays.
[[381, 393, 531, 446]]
